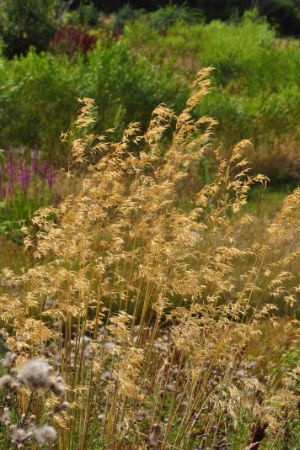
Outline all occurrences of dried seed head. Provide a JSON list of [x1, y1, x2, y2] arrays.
[[11, 380, 21, 392], [52, 400, 69, 415], [1, 352, 17, 368], [17, 359, 52, 390], [0, 407, 11, 426], [34, 424, 57, 444], [149, 423, 164, 447], [0, 374, 13, 389], [11, 426, 32, 445], [49, 379, 65, 397], [79, 335, 91, 347]]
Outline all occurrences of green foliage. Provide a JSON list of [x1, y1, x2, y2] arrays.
[[0, 150, 53, 244], [149, 3, 204, 31], [76, 2, 100, 26], [0, 0, 57, 58], [0, 9, 299, 182], [113, 3, 144, 32], [280, 346, 300, 393], [123, 16, 300, 182], [194, 16, 300, 92], [126, 15, 300, 92], [0, 186, 52, 245], [0, 42, 188, 164]]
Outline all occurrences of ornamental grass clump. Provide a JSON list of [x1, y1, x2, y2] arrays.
[[0, 69, 299, 449]]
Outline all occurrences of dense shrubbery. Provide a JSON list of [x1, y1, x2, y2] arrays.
[[148, 3, 204, 31], [0, 41, 187, 164], [0, 6, 299, 182], [92, 0, 300, 36], [0, 0, 57, 58], [123, 15, 300, 182]]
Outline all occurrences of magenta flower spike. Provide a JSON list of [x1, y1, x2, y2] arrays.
[[47, 165, 54, 188], [21, 167, 31, 195], [7, 152, 14, 183], [42, 160, 47, 178]]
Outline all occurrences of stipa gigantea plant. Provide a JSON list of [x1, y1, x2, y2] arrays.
[[0, 68, 299, 450]]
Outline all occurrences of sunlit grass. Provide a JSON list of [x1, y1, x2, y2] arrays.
[[0, 71, 299, 450]]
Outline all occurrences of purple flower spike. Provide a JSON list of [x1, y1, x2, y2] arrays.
[[18, 158, 23, 183], [42, 160, 47, 178], [21, 167, 31, 195], [7, 157, 14, 182], [47, 165, 55, 188], [35, 187, 39, 197], [13, 164, 18, 183]]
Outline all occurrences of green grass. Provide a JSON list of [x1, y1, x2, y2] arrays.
[[244, 186, 294, 217]]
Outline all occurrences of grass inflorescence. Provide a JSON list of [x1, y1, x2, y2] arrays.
[[0, 70, 299, 450]]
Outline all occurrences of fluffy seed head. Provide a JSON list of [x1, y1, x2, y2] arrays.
[[0, 374, 13, 389], [149, 423, 164, 447], [17, 359, 52, 390], [50, 379, 65, 397], [34, 424, 57, 444], [0, 407, 11, 425], [11, 426, 32, 445], [1, 352, 17, 368]]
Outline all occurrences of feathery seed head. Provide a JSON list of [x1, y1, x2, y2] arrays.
[[33, 424, 57, 444], [0, 374, 14, 389], [17, 359, 52, 390]]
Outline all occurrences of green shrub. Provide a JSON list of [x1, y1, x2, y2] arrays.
[[0, 41, 188, 165], [1, 13, 299, 183], [125, 15, 300, 92], [149, 3, 204, 31], [113, 3, 144, 32], [123, 17, 300, 182], [76, 2, 100, 26], [0, 0, 57, 58]]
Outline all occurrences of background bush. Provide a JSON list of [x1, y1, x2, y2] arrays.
[[0, 41, 188, 164], [123, 15, 300, 182], [148, 3, 204, 31], [0, 4, 299, 183], [77, 0, 300, 36], [0, 0, 57, 58]]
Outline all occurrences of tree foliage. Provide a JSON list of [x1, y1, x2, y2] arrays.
[[0, 0, 57, 58]]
